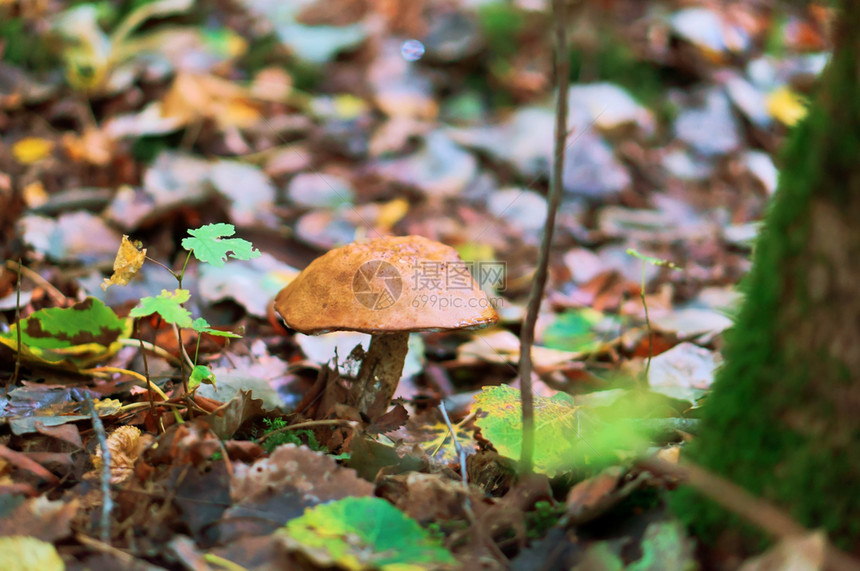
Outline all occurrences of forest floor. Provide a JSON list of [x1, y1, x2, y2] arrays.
[[0, 0, 835, 569]]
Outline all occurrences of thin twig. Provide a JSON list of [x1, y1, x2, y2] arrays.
[[143, 255, 178, 280], [85, 393, 113, 544], [173, 323, 196, 371], [638, 457, 860, 571], [256, 418, 358, 445], [82, 366, 169, 401], [640, 456, 805, 537], [136, 321, 157, 426], [517, 0, 569, 474], [438, 402, 470, 494], [75, 534, 141, 567], [4, 260, 68, 306], [118, 337, 182, 366], [6, 259, 23, 395]]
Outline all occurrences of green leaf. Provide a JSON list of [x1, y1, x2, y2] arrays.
[[189, 365, 216, 390], [181, 223, 260, 267], [130, 289, 192, 328], [627, 520, 697, 571], [0, 297, 132, 370], [191, 317, 242, 338], [542, 308, 618, 353], [281, 496, 455, 570], [474, 385, 648, 476], [626, 248, 679, 269]]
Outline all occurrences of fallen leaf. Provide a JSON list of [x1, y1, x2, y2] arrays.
[[0, 297, 132, 370], [0, 536, 64, 570], [279, 496, 455, 570], [12, 137, 54, 164], [102, 235, 147, 290]]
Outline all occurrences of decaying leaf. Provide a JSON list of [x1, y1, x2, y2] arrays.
[[0, 497, 79, 543], [161, 72, 262, 128], [0, 536, 64, 571], [223, 444, 373, 538], [102, 235, 147, 290], [91, 425, 145, 484], [280, 496, 456, 570], [0, 297, 132, 370]]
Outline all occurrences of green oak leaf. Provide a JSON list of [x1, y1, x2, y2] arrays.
[[181, 223, 260, 267]]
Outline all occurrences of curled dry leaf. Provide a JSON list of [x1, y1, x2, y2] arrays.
[[0, 497, 79, 542], [91, 425, 145, 484], [101, 235, 147, 290]]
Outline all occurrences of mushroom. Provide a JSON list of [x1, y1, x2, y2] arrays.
[[274, 235, 499, 418]]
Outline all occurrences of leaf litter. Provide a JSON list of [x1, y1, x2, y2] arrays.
[[0, 0, 838, 568]]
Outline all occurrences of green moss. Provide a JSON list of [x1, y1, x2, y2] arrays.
[[477, 3, 527, 59], [130, 132, 184, 162], [569, 40, 665, 109], [0, 17, 57, 70], [670, 0, 860, 552]]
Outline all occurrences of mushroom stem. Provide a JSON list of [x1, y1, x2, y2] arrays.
[[353, 332, 410, 418]]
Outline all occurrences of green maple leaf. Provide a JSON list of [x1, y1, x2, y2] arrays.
[[191, 317, 242, 338], [130, 289, 193, 327], [281, 496, 455, 570], [189, 364, 216, 390], [182, 223, 260, 267], [474, 385, 649, 476]]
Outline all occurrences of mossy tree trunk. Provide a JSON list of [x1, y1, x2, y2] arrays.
[[673, 0, 860, 553]]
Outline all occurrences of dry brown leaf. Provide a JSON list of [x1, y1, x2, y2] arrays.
[[161, 72, 262, 129], [62, 128, 115, 166], [101, 235, 146, 291], [92, 425, 144, 484]]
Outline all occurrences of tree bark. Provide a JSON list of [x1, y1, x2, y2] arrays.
[[672, 0, 860, 554]]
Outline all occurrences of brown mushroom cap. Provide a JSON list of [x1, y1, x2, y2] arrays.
[[274, 235, 500, 334]]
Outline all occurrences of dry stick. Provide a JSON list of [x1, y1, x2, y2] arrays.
[[6, 259, 23, 395], [85, 393, 113, 544], [639, 457, 860, 571], [255, 418, 359, 446], [136, 321, 157, 426], [438, 401, 470, 492], [517, 0, 570, 474], [4, 260, 68, 306]]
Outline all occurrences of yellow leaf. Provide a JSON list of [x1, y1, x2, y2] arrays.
[[161, 73, 261, 129], [23, 182, 48, 209], [375, 198, 409, 231], [62, 128, 115, 166], [0, 536, 64, 571], [333, 94, 368, 121], [12, 137, 54, 164], [102, 235, 147, 290], [766, 86, 808, 126]]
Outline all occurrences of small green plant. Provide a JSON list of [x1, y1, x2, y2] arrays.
[[626, 249, 680, 378], [114, 223, 260, 394], [527, 500, 565, 538]]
